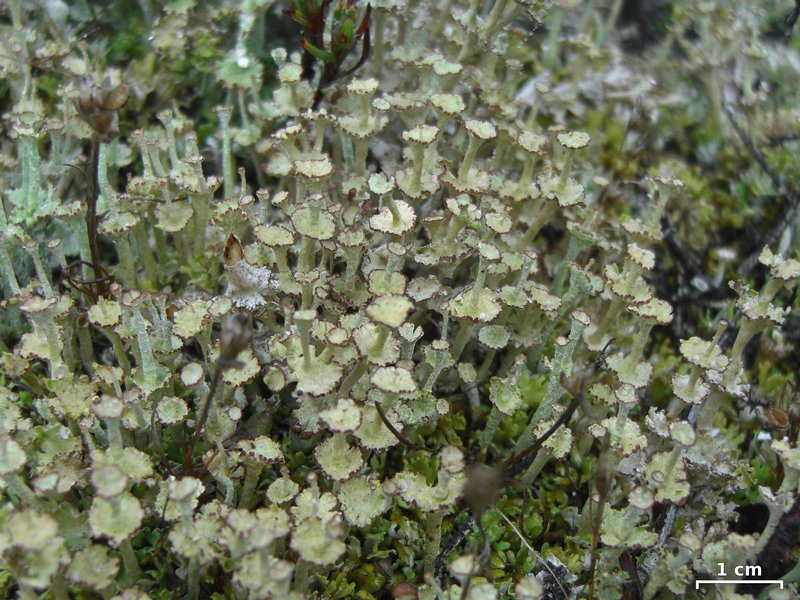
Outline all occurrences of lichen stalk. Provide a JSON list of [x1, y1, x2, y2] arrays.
[[119, 537, 142, 584], [477, 406, 502, 449], [187, 558, 201, 600], [115, 235, 137, 287], [370, 325, 390, 356], [0, 237, 20, 295], [77, 320, 95, 373], [516, 317, 586, 453], [620, 320, 654, 377], [516, 201, 556, 251], [24, 242, 54, 297], [725, 317, 762, 385], [457, 136, 481, 185], [354, 138, 368, 177], [132, 221, 158, 287], [384, 194, 401, 223], [451, 322, 473, 362], [339, 359, 367, 398], [588, 297, 623, 348], [373, 9, 386, 73], [482, 0, 510, 36], [558, 150, 574, 188], [105, 328, 131, 375], [238, 461, 263, 509], [298, 236, 316, 273], [520, 447, 552, 486], [467, 252, 486, 297], [294, 560, 310, 595], [3, 474, 39, 506], [217, 107, 235, 199], [50, 574, 69, 600], [30, 311, 66, 378], [130, 304, 159, 390], [96, 142, 112, 212]]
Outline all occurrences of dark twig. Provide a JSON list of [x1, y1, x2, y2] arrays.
[[737, 494, 800, 595], [725, 107, 800, 275], [785, 0, 800, 43], [62, 259, 114, 303], [184, 364, 224, 476], [765, 133, 800, 146], [595, 338, 615, 370], [435, 392, 583, 582], [500, 393, 582, 479], [310, 3, 372, 109], [86, 140, 103, 287], [184, 314, 251, 476], [619, 549, 644, 600], [72, 74, 129, 299], [195, 448, 220, 480], [435, 513, 475, 581], [375, 402, 435, 453], [725, 107, 781, 188]]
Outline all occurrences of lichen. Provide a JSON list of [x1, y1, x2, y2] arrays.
[[0, 1, 798, 598]]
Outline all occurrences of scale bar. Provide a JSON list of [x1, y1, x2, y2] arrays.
[[695, 580, 783, 589]]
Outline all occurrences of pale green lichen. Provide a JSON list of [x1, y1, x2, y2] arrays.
[[0, 2, 796, 598]]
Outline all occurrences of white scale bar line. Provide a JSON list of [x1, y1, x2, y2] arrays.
[[695, 580, 784, 589]]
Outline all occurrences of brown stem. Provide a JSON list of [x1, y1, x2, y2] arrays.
[[501, 392, 582, 478], [311, 5, 372, 110], [86, 140, 109, 299], [374, 402, 434, 453]]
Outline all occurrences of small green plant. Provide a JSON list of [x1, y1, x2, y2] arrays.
[[287, 0, 372, 107]]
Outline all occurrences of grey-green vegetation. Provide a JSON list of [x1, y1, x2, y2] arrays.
[[1, 0, 799, 598]]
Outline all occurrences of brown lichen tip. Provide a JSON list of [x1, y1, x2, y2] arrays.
[[366, 294, 414, 329], [223, 234, 279, 310], [402, 124, 440, 146], [371, 366, 418, 394], [464, 119, 497, 141], [237, 436, 284, 464], [292, 155, 334, 180], [73, 75, 129, 141], [627, 297, 673, 325]]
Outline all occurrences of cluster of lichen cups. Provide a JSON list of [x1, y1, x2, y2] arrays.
[[0, 1, 799, 598]]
